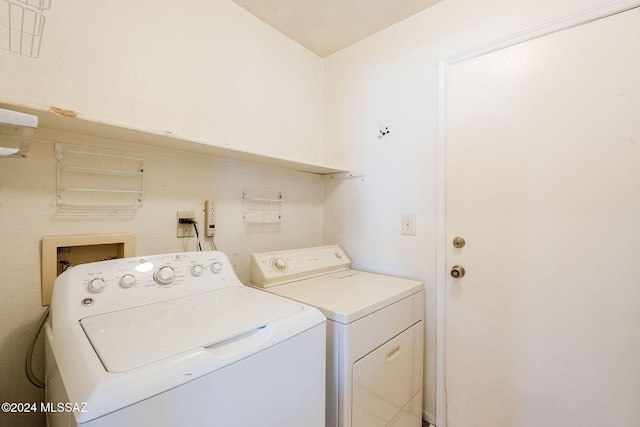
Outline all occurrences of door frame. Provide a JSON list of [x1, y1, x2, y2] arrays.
[[434, 1, 640, 425]]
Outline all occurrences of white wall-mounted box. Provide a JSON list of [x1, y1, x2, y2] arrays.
[[41, 233, 134, 305]]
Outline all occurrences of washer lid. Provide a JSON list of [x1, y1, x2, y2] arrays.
[[80, 286, 302, 373], [263, 270, 423, 324]]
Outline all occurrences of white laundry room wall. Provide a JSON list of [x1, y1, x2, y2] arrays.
[[2, 0, 622, 426], [0, 0, 323, 163], [0, 1, 326, 426], [321, 0, 611, 422]]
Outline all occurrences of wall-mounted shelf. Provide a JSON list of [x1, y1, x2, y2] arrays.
[[243, 188, 283, 227], [0, 0, 50, 58], [0, 103, 352, 176], [0, 106, 38, 157], [55, 143, 144, 211]]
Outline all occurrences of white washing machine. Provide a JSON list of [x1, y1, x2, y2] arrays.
[[250, 245, 424, 427], [45, 251, 326, 427]]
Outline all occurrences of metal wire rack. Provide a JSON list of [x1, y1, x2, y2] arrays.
[[55, 143, 145, 212], [243, 188, 283, 229], [0, 0, 50, 58]]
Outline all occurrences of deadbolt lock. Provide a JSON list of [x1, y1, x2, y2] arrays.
[[450, 265, 465, 278], [453, 237, 466, 248]]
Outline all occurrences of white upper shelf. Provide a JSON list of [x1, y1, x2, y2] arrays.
[[1, 103, 349, 175]]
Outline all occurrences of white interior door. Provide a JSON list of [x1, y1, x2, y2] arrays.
[[445, 7, 640, 427]]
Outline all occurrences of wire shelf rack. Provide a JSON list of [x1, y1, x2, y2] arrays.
[[243, 188, 283, 227], [55, 143, 145, 212], [0, 0, 50, 58]]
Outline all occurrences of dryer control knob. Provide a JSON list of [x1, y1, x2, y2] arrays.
[[88, 278, 106, 293], [154, 266, 175, 285], [120, 274, 136, 288], [191, 264, 204, 276], [271, 257, 287, 272], [210, 261, 223, 274]]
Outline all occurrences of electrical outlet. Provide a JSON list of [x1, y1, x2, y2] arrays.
[[401, 213, 416, 236], [205, 200, 215, 237], [177, 210, 196, 238]]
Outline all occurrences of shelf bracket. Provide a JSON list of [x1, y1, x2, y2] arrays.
[[321, 170, 366, 181]]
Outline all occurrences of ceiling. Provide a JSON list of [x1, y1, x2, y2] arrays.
[[231, 0, 445, 57]]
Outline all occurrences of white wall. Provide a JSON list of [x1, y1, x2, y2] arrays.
[[0, 0, 323, 163], [2, 0, 622, 425], [0, 1, 325, 426], [321, 0, 610, 421]]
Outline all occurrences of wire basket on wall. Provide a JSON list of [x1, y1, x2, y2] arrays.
[[0, 0, 50, 58], [55, 143, 145, 213], [243, 188, 283, 232]]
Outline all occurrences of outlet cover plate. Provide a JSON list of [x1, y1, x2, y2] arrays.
[[177, 210, 196, 238]]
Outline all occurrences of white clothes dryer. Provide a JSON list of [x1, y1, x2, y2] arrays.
[[250, 245, 424, 427], [45, 251, 326, 427]]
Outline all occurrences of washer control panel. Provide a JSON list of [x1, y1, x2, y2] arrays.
[[250, 245, 351, 288], [51, 251, 239, 319]]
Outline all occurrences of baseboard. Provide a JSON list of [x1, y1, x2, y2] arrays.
[[423, 409, 436, 426]]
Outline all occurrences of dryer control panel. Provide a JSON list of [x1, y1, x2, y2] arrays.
[[250, 245, 351, 288]]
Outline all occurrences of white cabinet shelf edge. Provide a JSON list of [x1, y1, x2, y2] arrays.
[[0, 102, 351, 176]]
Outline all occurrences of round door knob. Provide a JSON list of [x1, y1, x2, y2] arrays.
[[453, 237, 466, 248], [450, 265, 465, 278]]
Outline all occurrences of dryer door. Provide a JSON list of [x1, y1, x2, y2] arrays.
[[352, 321, 423, 427]]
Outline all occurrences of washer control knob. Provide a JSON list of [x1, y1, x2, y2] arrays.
[[120, 274, 136, 288], [271, 257, 287, 272], [210, 261, 223, 274], [88, 278, 106, 293], [154, 266, 176, 285], [191, 264, 204, 277]]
